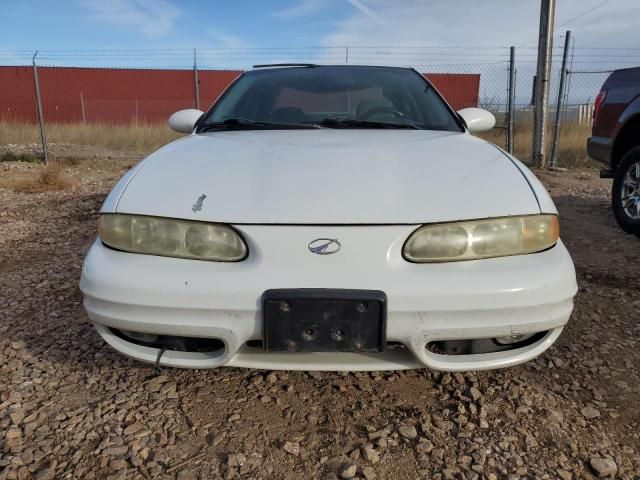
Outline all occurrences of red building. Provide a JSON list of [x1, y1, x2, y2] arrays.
[[0, 66, 479, 124]]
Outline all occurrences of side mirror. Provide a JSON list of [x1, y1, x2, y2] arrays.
[[168, 109, 204, 133], [457, 108, 496, 133]]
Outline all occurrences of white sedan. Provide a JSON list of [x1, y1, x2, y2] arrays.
[[80, 64, 577, 371]]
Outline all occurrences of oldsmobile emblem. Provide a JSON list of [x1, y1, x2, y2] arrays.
[[308, 238, 341, 255]]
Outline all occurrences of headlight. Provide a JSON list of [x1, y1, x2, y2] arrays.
[[98, 214, 247, 262], [403, 214, 559, 263]]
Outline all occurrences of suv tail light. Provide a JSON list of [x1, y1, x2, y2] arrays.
[[593, 89, 608, 127]]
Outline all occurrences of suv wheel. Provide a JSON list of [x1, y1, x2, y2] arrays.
[[612, 146, 640, 235]]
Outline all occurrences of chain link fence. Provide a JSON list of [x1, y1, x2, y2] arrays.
[[0, 46, 634, 167]]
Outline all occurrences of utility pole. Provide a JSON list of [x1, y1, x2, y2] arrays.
[[532, 0, 556, 168], [550, 30, 571, 169], [193, 48, 200, 110], [507, 46, 516, 155], [32, 51, 48, 165]]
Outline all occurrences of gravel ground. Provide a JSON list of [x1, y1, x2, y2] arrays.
[[1, 156, 639, 480]]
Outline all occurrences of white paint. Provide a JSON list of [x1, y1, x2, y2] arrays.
[[108, 129, 545, 224], [168, 108, 203, 133], [81, 229, 577, 370], [82, 114, 578, 371], [457, 108, 496, 133]]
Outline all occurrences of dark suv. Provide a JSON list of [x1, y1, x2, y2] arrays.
[[587, 67, 640, 235]]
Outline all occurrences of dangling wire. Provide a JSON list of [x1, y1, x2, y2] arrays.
[[154, 347, 166, 376]]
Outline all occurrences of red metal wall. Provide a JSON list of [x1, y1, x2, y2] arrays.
[[0, 66, 479, 124], [425, 73, 480, 111]]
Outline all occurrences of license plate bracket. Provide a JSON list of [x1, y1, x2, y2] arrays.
[[262, 289, 387, 353]]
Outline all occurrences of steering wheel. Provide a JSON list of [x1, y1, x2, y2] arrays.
[[359, 106, 405, 120]]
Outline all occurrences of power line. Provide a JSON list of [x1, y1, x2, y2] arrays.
[[555, 0, 617, 29], [555, 0, 624, 30]]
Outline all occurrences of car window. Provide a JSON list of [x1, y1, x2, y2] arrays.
[[200, 66, 463, 132]]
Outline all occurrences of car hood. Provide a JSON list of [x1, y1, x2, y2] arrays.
[[113, 130, 540, 224]]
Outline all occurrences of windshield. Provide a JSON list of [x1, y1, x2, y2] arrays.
[[198, 66, 463, 132]]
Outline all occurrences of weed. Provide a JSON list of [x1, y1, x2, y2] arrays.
[[14, 162, 72, 193]]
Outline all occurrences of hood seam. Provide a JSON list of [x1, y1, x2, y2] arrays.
[[490, 143, 541, 212]]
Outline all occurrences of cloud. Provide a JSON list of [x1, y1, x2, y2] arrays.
[[272, 0, 333, 19], [81, 0, 180, 38], [208, 28, 252, 49], [322, 0, 640, 51], [345, 0, 385, 25]]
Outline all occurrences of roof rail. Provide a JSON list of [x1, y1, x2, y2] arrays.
[[252, 63, 318, 69]]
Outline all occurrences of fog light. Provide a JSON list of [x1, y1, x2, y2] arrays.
[[494, 333, 535, 345], [121, 330, 159, 344]]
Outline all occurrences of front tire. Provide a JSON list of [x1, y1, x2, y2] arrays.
[[612, 146, 640, 235]]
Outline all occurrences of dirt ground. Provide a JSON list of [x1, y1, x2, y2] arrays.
[[0, 152, 639, 480]]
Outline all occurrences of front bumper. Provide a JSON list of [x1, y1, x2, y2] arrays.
[[80, 225, 577, 371]]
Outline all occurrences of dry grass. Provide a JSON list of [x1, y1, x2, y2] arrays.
[[478, 122, 599, 169], [0, 121, 181, 152], [1, 120, 599, 169], [10, 162, 72, 193]]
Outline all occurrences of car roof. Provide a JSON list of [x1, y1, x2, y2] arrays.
[[250, 63, 415, 71]]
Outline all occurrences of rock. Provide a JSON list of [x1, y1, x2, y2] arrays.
[[34, 461, 57, 480], [109, 459, 126, 470], [340, 464, 358, 479], [415, 439, 434, 454], [557, 470, 572, 480], [10, 409, 25, 425], [547, 410, 564, 424], [227, 453, 246, 467], [589, 457, 617, 478], [104, 446, 128, 456], [5, 426, 22, 441], [361, 466, 377, 479], [5, 426, 22, 452], [20, 449, 34, 465], [17, 466, 29, 480], [362, 445, 379, 464], [123, 422, 145, 436], [469, 387, 482, 402], [397, 424, 417, 440], [147, 377, 169, 392], [368, 429, 387, 440], [581, 407, 601, 419], [177, 471, 197, 480], [283, 441, 300, 456], [325, 456, 346, 471]]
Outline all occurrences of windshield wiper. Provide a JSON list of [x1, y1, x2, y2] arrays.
[[198, 118, 319, 132], [312, 118, 422, 130]]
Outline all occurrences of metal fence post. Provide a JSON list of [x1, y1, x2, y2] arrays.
[[507, 46, 516, 155], [80, 91, 86, 123], [345, 46, 349, 64], [32, 51, 48, 164], [550, 30, 571, 170], [532, 0, 556, 168], [193, 48, 200, 110]]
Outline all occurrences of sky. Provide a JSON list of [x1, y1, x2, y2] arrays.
[[1, 0, 639, 67], [1, 0, 639, 105]]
